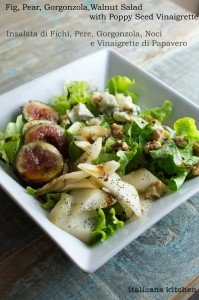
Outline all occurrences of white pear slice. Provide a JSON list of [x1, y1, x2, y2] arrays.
[[71, 188, 116, 211], [48, 193, 97, 244], [56, 178, 100, 192], [101, 160, 120, 175], [37, 178, 99, 196], [72, 137, 102, 170], [74, 140, 91, 151], [76, 160, 120, 180], [78, 163, 142, 218], [36, 170, 89, 196], [122, 168, 167, 194]]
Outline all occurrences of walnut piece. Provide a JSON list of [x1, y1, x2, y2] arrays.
[[144, 115, 160, 123], [173, 135, 188, 148], [145, 181, 165, 199], [144, 140, 162, 154], [110, 123, 123, 139], [112, 140, 130, 151], [192, 162, 199, 176], [193, 141, 199, 156], [153, 128, 170, 144]]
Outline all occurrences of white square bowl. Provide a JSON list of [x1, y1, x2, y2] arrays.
[[1, 49, 199, 273]]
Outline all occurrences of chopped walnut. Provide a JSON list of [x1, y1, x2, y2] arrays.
[[144, 115, 160, 124], [110, 123, 123, 139], [173, 135, 188, 148], [193, 141, 199, 156], [145, 181, 164, 199], [153, 128, 170, 144], [192, 162, 199, 176], [144, 141, 162, 153], [112, 140, 130, 151], [91, 93, 103, 106]]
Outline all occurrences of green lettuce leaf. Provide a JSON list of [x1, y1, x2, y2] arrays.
[[103, 136, 116, 153], [106, 75, 137, 103], [40, 192, 62, 210], [0, 115, 25, 164], [51, 93, 70, 115], [168, 171, 188, 191], [125, 125, 153, 172], [66, 81, 93, 106], [95, 152, 118, 165], [116, 149, 137, 176], [142, 100, 172, 122], [85, 101, 100, 117], [91, 208, 107, 242], [3, 134, 21, 164], [5, 114, 24, 137], [26, 186, 37, 196], [0, 140, 8, 162], [51, 81, 93, 115], [91, 205, 125, 244], [174, 117, 199, 141], [0, 132, 5, 140], [100, 115, 114, 127], [26, 186, 62, 210], [68, 140, 84, 164], [148, 139, 197, 190], [96, 137, 137, 176], [149, 140, 183, 166], [178, 141, 199, 167]]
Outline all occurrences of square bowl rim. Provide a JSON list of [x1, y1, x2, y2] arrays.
[[1, 48, 199, 273]]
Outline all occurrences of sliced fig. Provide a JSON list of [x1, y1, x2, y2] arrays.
[[23, 101, 59, 122], [24, 123, 68, 157], [22, 120, 54, 135], [13, 141, 63, 187]]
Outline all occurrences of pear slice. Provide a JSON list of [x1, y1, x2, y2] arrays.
[[78, 162, 142, 218], [48, 193, 97, 244], [74, 140, 91, 151], [36, 170, 89, 196], [72, 137, 102, 170], [55, 178, 100, 192], [71, 188, 116, 211], [122, 168, 167, 198]]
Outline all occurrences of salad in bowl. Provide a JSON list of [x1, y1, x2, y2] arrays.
[[1, 75, 199, 244]]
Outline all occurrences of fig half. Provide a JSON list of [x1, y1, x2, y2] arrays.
[[24, 123, 68, 157], [13, 141, 64, 187], [23, 101, 59, 122], [22, 120, 54, 135]]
